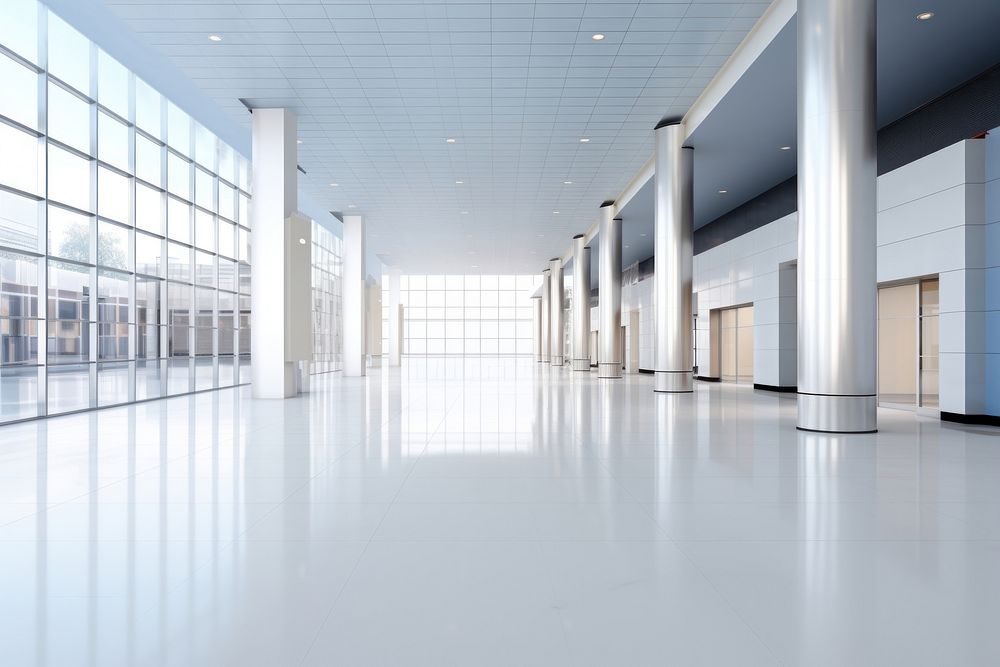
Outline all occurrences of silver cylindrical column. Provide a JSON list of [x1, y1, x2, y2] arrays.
[[549, 258, 565, 366], [571, 235, 591, 371], [532, 297, 542, 363], [598, 203, 622, 379], [797, 0, 877, 433], [540, 269, 550, 363], [653, 120, 694, 393]]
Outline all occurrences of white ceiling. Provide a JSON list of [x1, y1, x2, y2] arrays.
[[99, 0, 771, 273]]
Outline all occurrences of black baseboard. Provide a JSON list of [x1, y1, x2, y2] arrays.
[[753, 383, 797, 393], [638, 368, 654, 375], [695, 375, 721, 383], [941, 412, 1000, 427]]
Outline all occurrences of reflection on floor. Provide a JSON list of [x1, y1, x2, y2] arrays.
[[1, 356, 999, 666]]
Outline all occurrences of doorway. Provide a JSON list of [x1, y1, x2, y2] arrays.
[[877, 278, 939, 411], [718, 305, 754, 384]]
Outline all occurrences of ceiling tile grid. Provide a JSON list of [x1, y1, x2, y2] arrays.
[[103, 0, 769, 272]]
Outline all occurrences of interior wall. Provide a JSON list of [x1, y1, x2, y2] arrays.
[[689, 135, 991, 415]]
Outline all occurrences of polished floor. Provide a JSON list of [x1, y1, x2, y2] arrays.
[[1, 357, 999, 666]]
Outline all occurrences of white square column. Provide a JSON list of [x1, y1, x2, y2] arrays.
[[387, 268, 401, 366], [343, 214, 367, 376], [250, 108, 300, 399]]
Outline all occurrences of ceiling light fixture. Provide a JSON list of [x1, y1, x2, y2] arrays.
[[916, 11, 934, 20], [553, 211, 560, 214], [455, 180, 464, 184], [592, 33, 605, 41], [780, 145, 791, 151], [640, 233, 646, 237], [329, 182, 338, 187], [718, 189, 728, 194], [347, 204, 356, 208], [471, 264, 479, 268], [296, 140, 302, 144], [461, 210, 469, 214], [579, 138, 590, 143], [446, 138, 456, 143], [208, 35, 223, 42], [563, 180, 573, 185]]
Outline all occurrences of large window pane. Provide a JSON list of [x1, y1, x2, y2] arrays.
[[194, 123, 216, 171], [167, 152, 190, 200], [0, 53, 40, 129], [97, 111, 130, 172], [97, 269, 129, 360], [0, 189, 42, 253], [135, 78, 162, 139], [0, 0, 40, 65], [47, 81, 92, 155], [135, 183, 162, 234], [47, 260, 91, 364], [167, 242, 190, 283], [136, 134, 162, 187], [0, 365, 39, 422], [47, 206, 92, 263], [195, 167, 214, 211], [136, 232, 163, 277], [218, 181, 235, 221], [136, 276, 160, 326], [218, 220, 235, 258], [0, 122, 43, 196], [47, 11, 90, 95], [97, 220, 129, 270], [195, 209, 215, 251], [48, 145, 92, 212], [97, 361, 129, 406], [167, 197, 190, 243], [166, 102, 191, 157], [96, 50, 129, 119], [194, 250, 215, 288], [0, 250, 39, 319], [97, 166, 130, 224], [46, 363, 90, 414]]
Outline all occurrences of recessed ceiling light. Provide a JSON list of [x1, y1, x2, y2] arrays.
[[446, 138, 456, 143], [592, 33, 605, 41], [298, 238, 306, 245], [625, 245, 630, 249], [718, 189, 728, 194], [208, 35, 223, 42], [296, 139, 302, 144], [780, 145, 791, 151], [471, 265, 479, 268], [553, 211, 560, 214], [916, 11, 934, 20], [563, 180, 573, 185], [460, 210, 469, 214], [329, 182, 338, 187], [640, 233, 646, 237], [579, 138, 590, 143], [347, 204, 356, 208], [455, 180, 464, 184]]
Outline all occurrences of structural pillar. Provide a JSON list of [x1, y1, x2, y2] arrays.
[[797, 0, 877, 432], [571, 235, 591, 371], [549, 258, 565, 366], [387, 268, 401, 366], [653, 120, 694, 393], [343, 214, 366, 377], [540, 269, 551, 363], [250, 108, 298, 399], [598, 203, 622, 379], [532, 297, 542, 363]]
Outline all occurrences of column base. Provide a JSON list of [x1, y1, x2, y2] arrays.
[[570, 358, 591, 372], [550, 355, 564, 366], [598, 362, 621, 379], [654, 371, 692, 393], [797, 393, 877, 433]]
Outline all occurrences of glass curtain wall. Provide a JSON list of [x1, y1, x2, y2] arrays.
[[311, 221, 343, 373], [0, 2, 252, 424], [393, 275, 541, 355]]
